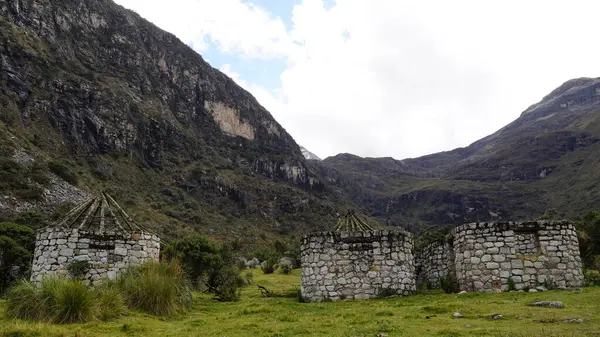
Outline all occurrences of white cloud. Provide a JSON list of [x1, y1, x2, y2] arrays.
[[115, 0, 600, 160]]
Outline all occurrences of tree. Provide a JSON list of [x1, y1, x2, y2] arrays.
[[0, 222, 35, 294], [578, 212, 600, 269], [163, 235, 243, 301]]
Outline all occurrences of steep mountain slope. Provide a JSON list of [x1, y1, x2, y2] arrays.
[[0, 0, 346, 243], [300, 146, 322, 161], [314, 78, 600, 229]]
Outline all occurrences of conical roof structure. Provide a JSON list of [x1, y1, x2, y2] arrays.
[[333, 209, 374, 232], [52, 191, 146, 233]]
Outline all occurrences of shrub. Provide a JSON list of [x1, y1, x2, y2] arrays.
[[67, 260, 90, 279], [508, 278, 517, 291], [542, 277, 556, 290], [5, 278, 95, 324], [584, 269, 600, 286], [236, 257, 248, 270], [244, 271, 254, 285], [439, 273, 457, 294], [280, 264, 292, 275], [297, 289, 307, 303], [15, 186, 44, 201], [164, 234, 244, 301], [205, 267, 243, 302], [48, 160, 78, 185], [0, 222, 34, 294], [29, 162, 50, 185], [377, 288, 398, 298], [115, 260, 193, 316], [261, 259, 276, 274], [162, 234, 223, 288]]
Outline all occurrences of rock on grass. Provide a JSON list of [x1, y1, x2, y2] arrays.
[[531, 301, 564, 308]]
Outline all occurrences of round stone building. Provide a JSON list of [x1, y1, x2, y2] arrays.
[[451, 220, 584, 291], [300, 210, 416, 302], [30, 192, 160, 286], [415, 221, 585, 292]]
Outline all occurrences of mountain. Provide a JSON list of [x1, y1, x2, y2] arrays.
[[0, 0, 348, 245], [300, 146, 322, 161], [1, 0, 599, 242], [313, 77, 600, 229]]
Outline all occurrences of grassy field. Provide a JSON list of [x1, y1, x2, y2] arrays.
[[1, 270, 599, 337]]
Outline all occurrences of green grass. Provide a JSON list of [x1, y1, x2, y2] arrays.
[[1, 270, 599, 336]]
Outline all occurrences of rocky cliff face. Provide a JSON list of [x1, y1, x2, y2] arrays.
[[2, 0, 598, 238], [0, 0, 340, 243], [300, 146, 322, 161], [317, 78, 600, 228]]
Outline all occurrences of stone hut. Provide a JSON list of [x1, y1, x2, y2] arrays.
[[300, 210, 416, 302], [415, 221, 584, 292], [30, 192, 160, 286]]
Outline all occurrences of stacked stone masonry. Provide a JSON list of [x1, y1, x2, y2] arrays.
[[415, 241, 453, 289], [451, 221, 583, 292], [301, 230, 416, 302], [31, 227, 160, 286], [414, 221, 584, 292], [301, 221, 584, 301]]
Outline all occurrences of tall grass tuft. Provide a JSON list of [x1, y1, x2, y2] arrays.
[[5, 280, 41, 321], [5, 278, 94, 323], [51, 278, 95, 323], [95, 281, 127, 321], [115, 260, 193, 316]]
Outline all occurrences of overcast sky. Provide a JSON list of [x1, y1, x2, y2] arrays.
[[114, 0, 599, 160]]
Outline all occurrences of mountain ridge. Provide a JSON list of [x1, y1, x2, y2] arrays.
[[1, 0, 599, 241], [0, 0, 347, 245], [314, 77, 600, 228]]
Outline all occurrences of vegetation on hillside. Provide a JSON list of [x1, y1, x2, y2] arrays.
[[0, 3, 346, 247]]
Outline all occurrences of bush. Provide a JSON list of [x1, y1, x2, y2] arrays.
[[115, 260, 193, 316], [297, 288, 307, 303], [29, 162, 50, 186], [67, 260, 90, 279], [261, 258, 277, 274], [162, 234, 223, 288], [377, 288, 398, 298], [280, 264, 292, 275], [48, 160, 78, 185], [439, 273, 457, 294], [5, 278, 95, 324], [508, 278, 517, 291], [244, 271, 254, 285], [206, 267, 243, 302], [15, 186, 44, 201], [584, 269, 600, 286], [0, 222, 34, 294], [163, 234, 244, 301]]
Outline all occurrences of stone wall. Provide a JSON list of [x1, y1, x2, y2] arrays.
[[301, 230, 415, 302], [415, 240, 452, 289], [30, 227, 160, 286], [451, 221, 583, 292]]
